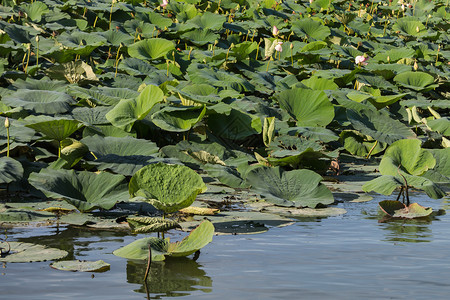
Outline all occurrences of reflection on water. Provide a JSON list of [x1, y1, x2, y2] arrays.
[[379, 219, 433, 243], [126, 258, 212, 298]]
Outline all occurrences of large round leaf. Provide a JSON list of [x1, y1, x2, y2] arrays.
[[291, 19, 331, 41], [0, 242, 68, 263], [81, 135, 159, 157], [347, 108, 416, 144], [207, 107, 262, 140], [50, 260, 110, 272], [25, 117, 84, 142], [113, 220, 214, 261], [0, 157, 23, 184], [245, 166, 334, 208], [277, 88, 334, 127], [106, 85, 164, 132], [393, 71, 437, 91], [152, 106, 206, 132], [379, 139, 436, 177], [2, 90, 75, 114], [128, 38, 175, 60], [129, 163, 207, 213], [29, 168, 128, 212]]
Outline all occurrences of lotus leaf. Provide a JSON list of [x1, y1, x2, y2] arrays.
[[422, 148, 450, 185], [393, 71, 437, 91], [277, 88, 334, 127], [81, 135, 159, 157], [207, 107, 262, 140], [379, 139, 436, 176], [29, 168, 129, 212], [129, 163, 207, 213], [347, 108, 416, 144], [113, 220, 214, 261], [379, 201, 433, 219], [128, 38, 175, 60], [2, 90, 75, 114], [25, 117, 84, 142], [291, 19, 331, 41], [127, 217, 181, 233], [0, 157, 24, 184], [427, 118, 450, 136], [106, 84, 164, 131], [0, 242, 68, 263], [50, 260, 110, 272], [340, 130, 387, 157], [152, 105, 206, 132], [246, 166, 334, 208]]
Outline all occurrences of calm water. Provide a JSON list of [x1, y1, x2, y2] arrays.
[[2, 194, 450, 299]]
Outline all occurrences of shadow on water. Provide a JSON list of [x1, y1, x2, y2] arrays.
[[126, 257, 212, 298]]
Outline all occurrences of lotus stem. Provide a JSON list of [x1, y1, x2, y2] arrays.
[[58, 141, 62, 158], [395, 186, 404, 202], [436, 45, 440, 64], [290, 48, 293, 66], [266, 57, 272, 72], [24, 43, 31, 73], [366, 140, 378, 159], [166, 60, 170, 76], [255, 39, 262, 60], [188, 47, 193, 60], [143, 244, 152, 282], [93, 15, 98, 28], [109, 0, 115, 30], [245, 30, 250, 42], [251, 30, 256, 42], [114, 43, 122, 68], [35, 36, 39, 67], [6, 125, 10, 158]]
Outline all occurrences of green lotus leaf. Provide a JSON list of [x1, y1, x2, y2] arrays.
[[291, 19, 331, 41], [347, 108, 416, 144], [301, 76, 338, 90], [118, 58, 158, 76], [50, 260, 110, 272], [362, 174, 445, 199], [67, 85, 139, 106], [379, 139, 436, 176], [168, 220, 214, 257], [60, 139, 89, 168], [185, 11, 226, 30], [29, 168, 129, 212], [71, 106, 111, 125], [340, 130, 387, 157], [21, 1, 49, 22], [0, 209, 54, 222], [181, 29, 219, 46], [0, 242, 68, 263], [204, 164, 249, 189], [128, 38, 175, 60], [393, 71, 437, 91], [392, 16, 427, 37], [12, 78, 67, 92], [113, 221, 214, 261], [127, 217, 181, 233], [81, 135, 159, 157], [106, 84, 164, 131], [129, 163, 207, 213], [99, 29, 134, 46], [372, 48, 415, 63], [365, 63, 412, 80], [231, 41, 258, 60], [281, 127, 339, 143], [207, 107, 262, 140], [2, 90, 75, 114], [152, 105, 206, 132], [277, 88, 334, 127], [25, 117, 84, 142], [421, 148, 450, 185], [0, 157, 24, 184], [146, 11, 173, 28], [427, 117, 450, 135], [4, 23, 34, 44], [245, 166, 334, 208], [188, 65, 254, 92]]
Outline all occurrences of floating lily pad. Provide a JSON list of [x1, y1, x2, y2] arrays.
[[0, 242, 68, 263], [50, 260, 110, 272]]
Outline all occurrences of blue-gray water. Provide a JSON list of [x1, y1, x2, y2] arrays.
[[2, 194, 450, 299]]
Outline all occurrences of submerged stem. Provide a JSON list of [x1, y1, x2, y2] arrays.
[[143, 244, 152, 282]]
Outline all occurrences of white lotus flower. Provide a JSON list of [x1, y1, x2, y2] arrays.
[[161, 0, 168, 8], [355, 55, 368, 65], [272, 26, 279, 36], [275, 42, 283, 52]]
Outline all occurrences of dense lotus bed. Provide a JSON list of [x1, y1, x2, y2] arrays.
[[0, 0, 449, 296]]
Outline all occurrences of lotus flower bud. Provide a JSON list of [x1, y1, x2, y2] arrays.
[[416, 26, 420, 33], [387, 56, 390, 63], [355, 55, 368, 65], [161, 0, 168, 8], [290, 43, 294, 50], [401, 4, 405, 11], [272, 26, 279, 36], [414, 60, 418, 71], [310, 0, 313, 3], [4, 117, 10, 128], [275, 42, 283, 52], [35, 35, 39, 42]]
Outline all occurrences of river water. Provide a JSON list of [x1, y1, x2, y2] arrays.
[[2, 194, 450, 299]]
